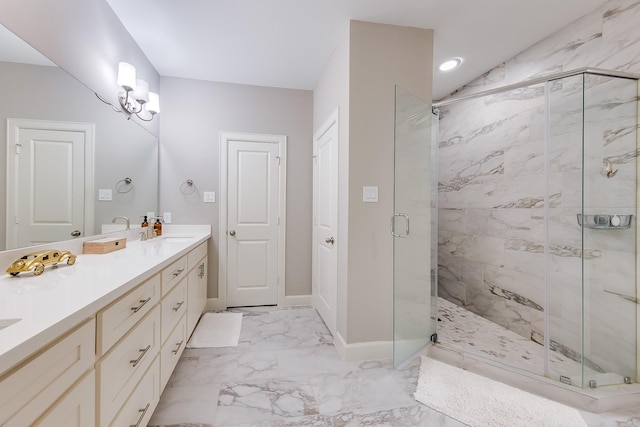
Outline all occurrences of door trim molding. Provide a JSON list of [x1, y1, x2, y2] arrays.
[[218, 131, 287, 308], [6, 118, 95, 249]]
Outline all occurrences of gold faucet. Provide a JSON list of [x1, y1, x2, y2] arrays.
[[111, 216, 131, 230]]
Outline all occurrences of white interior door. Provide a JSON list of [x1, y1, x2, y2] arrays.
[[6, 119, 94, 249], [222, 133, 286, 307], [312, 110, 338, 335]]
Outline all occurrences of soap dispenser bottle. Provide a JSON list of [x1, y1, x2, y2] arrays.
[[154, 218, 162, 236], [140, 216, 149, 240]]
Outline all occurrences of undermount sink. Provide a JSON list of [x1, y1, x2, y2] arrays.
[[0, 318, 21, 330], [162, 236, 194, 243]]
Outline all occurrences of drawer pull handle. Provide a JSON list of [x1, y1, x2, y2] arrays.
[[172, 268, 185, 277], [198, 263, 205, 278], [130, 345, 151, 367], [172, 340, 184, 354], [172, 301, 185, 312], [130, 402, 150, 427], [131, 297, 151, 313]]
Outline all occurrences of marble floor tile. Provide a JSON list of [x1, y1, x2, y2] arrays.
[[149, 384, 220, 426], [151, 304, 640, 426]]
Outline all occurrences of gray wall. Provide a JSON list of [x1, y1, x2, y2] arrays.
[[0, 0, 159, 137], [314, 21, 433, 348], [158, 77, 313, 300]]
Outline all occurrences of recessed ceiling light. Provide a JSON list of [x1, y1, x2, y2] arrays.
[[439, 58, 462, 72]]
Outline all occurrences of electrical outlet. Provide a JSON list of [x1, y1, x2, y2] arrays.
[[163, 212, 172, 223]]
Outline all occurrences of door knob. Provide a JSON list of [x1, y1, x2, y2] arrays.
[[325, 237, 335, 244], [71, 230, 81, 237], [229, 230, 236, 236]]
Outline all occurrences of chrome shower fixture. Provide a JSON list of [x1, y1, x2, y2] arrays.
[[605, 160, 618, 178]]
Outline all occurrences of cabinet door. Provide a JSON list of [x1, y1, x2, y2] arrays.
[[32, 371, 95, 427], [187, 256, 207, 335], [1, 319, 95, 426]]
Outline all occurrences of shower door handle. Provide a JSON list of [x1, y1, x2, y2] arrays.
[[391, 213, 410, 237]]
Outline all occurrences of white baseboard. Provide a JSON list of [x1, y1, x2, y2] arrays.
[[334, 331, 392, 361], [206, 298, 224, 311], [207, 295, 311, 311], [283, 294, 311, 307]]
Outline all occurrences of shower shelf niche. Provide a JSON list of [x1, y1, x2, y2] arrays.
[[576, 214, 632, 229]]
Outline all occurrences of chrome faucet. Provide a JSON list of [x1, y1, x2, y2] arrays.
[[111, 216, 131, 230]]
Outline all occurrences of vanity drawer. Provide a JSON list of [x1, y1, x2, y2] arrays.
[[161, 278, 187, 344], [160, 315, 186, 391], [97, 273, 161, 356], [161, 255, 188, 295], [0, 319, 95, 426], [97, 305, 160, 427], [187, 241, 207, 271], [108, 355, 160, 427]]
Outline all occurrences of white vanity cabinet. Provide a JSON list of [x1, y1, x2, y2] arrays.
[[0, 230, 210, 427], [0, 319, 95, 427]]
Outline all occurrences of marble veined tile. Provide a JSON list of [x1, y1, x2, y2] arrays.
[[153, 301, 640, 426], [149, 384, 220, 426], [466, 208, 534, 239]]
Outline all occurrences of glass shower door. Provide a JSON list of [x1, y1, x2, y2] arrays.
[[580, 73, 637, 387], [393, 86, 437, 367]]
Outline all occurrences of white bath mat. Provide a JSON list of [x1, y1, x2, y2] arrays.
[[414, 356, 587, 427], [186, 312, 242, 348]]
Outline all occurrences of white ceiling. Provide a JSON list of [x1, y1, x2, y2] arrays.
[[107, 0, 609, 100]]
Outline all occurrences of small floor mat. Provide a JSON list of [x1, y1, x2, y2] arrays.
[[414, 356, 587, 427], [186, 312, 242, 348]]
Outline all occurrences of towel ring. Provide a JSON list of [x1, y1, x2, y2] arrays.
[[180, 179, 196, 195], [116, 177, 133, 194]]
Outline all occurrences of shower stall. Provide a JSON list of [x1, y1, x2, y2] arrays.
[[393, 69, 639, 393]]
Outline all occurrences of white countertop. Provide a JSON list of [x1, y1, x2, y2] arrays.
[[0, 225, 211, 374]]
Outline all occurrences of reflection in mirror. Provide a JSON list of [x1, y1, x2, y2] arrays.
[[0, 24, 158, 250]]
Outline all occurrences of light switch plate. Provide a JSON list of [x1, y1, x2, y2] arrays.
[[163, 212, 172, 224], [204, 191, 216, 203], [98, 189, 112, 201], [363, 186, 378, 203]]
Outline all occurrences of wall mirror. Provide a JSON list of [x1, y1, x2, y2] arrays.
[[0, 24, 158, 250]]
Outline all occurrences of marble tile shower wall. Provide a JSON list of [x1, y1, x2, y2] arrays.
[[438, 74, 638, 377], [437, 0, 640, 377]]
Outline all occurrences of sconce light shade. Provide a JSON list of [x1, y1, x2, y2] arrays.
[[102, 61, 159, 122], [133, 79, 149, 104], [147, 92, 160, 115], [117, 62, 136, 91]]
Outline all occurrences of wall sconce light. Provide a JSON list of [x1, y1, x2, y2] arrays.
[[96, 62, 160, 121], [116, 62, 160, 121]]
